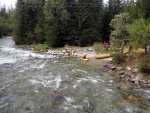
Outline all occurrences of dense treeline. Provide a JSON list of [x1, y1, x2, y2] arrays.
[[13, 0, 124, 47], [1, 0, 150, 49], [0, 5, 14, 37]]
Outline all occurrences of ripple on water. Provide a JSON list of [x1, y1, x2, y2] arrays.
[[0, 45, 55, 65], [29, 75, 62, 89]]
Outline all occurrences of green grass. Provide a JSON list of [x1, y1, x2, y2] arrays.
[[93, 42, 106, 54], [30, 44, 52, 52]]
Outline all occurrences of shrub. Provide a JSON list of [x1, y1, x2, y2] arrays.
[[112, 52, 127, 64], [138, 54, 150, 73], [31, 44, 51, 52], [93, 42, 105, 54]]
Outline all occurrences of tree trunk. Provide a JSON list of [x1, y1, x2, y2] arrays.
[[121, 41, 125, 53], [145, 46, 147, 54]]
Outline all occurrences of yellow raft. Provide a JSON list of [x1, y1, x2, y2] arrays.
[[133, 48, 145, 54], [81, 58, 88, 61], [123, 50, 128, 54], [95, 54, 111, 59]]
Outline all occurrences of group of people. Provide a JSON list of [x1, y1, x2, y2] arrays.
[[104, 41, 111, 50], [82, 41, 112, 59]]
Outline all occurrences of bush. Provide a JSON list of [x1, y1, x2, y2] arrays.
[[138, 54, 150, 73], [31, 44, 51, 52], [112, 52, 127, 64], [93, 42, 105, 54]]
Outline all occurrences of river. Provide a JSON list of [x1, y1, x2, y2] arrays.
[[0, 37, 150, 113]]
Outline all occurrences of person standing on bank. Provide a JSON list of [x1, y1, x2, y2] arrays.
[[106, 43, 109, 50]]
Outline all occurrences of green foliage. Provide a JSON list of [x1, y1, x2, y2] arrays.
[[93, 42, 101, 54], [112, 52, 127, 64], [136, 0, 150, 19], [110, 13, 130, 44], [31, 44, 51, 52], [14, 0, 45, 44], [43, 0, 102, 47], [127, 18, 150, 52], [100, 0, 123, 42], [10, 0, 150, 49], [110, 13, 130, 52], [138, 54, 150, 73], [0, 6, 13, 37], [93, 42, 105, 54]]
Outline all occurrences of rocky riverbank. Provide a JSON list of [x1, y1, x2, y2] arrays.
[[46, 46, 113, 68], [46, 46, 97, 58], [102, 63, 150, 88]]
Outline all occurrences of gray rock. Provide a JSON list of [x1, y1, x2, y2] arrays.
[[116, 67, 123, 71], [117, 71, 125, 75], [126, 66, 131, 71], [124, 76, 130, 81], [139, 80, 146, 85], [132, 69, 139, 73], [134, 81, 139, 85], [111, 73, 117, 76], [107, 64, 114, 68], [103, 64, 107, 67], [108, 70, 113, 73], [131, 75, 135, 79], [140, 80, 147, 83], [62, 50, 67, 53], [111, 66, 116, 70], [121, 75, 125, 78], [131, 75, 141, 82]]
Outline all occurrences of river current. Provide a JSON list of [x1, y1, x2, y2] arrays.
[[0, 37, 150, 113]]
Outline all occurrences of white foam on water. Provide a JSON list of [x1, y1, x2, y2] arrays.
[[105, 88, 113, 92], [109, 80, 113, 83], [34, 89, 39, 93], [64, 96, 75, 103], [31, 61, 47, 69], [61, 96, 84, 111], [29, 75, 62, 89], [0, 57, 17, 64], [125, 108, 133, 113], [72, 69, 88, 74], [62, 106, 70, 110], [133, 89, 150, 99], [73, 105, 83, 109], [84, 100, 90, 107], [0, 83, 12, 91], [0, 46, 55, 65], [0, 103, 9, 109], [73, 85, 78, 89], [76, 76, 104, 84]]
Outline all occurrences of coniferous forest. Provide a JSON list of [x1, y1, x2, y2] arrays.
[[0, 0, 150, 48]]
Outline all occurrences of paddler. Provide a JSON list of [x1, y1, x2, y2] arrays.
[[82, 53, 87, 59]]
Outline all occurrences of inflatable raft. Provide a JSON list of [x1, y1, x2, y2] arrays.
[[81, 58, 88, 61], [95, 54, 111, 59], [133, 48, 145, 54]]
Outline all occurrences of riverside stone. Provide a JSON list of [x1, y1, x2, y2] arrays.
[[134, 81, 139, 85], [116, 67, 123, 71], [106, 64, 112, 69], [103, 64, 107, 67], [125, 76, 130, 81], [117, 71, 125, 75], [121, 75, 125, 78], [111, 66, 116, 70], [132, 69, 139, 73], [126, 66, 131, 71]]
